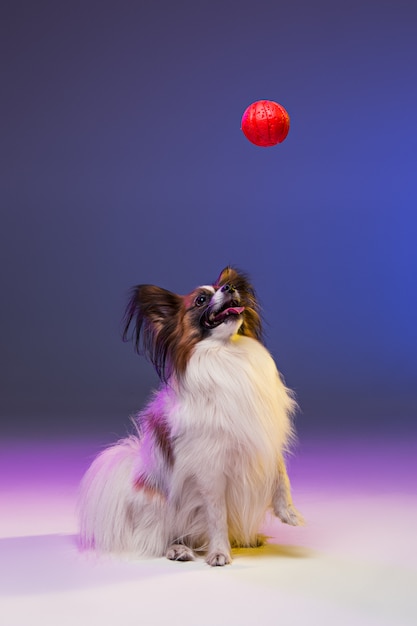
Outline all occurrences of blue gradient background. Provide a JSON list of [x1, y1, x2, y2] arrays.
[[1, 0, 416, 438]]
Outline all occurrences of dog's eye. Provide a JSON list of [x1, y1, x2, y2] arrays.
[[195, 294, 207, 307]]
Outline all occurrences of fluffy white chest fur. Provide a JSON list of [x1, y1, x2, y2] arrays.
[[79, 267, 303, 566]]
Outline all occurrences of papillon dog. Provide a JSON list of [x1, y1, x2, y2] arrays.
[[79, 267, 303, 566]]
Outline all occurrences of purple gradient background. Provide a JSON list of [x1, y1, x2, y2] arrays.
[[1, 0, 416, 441]]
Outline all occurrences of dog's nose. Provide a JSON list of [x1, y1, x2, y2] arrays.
[[221, 283, 235, 294]]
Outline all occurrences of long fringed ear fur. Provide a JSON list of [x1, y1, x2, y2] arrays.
[[215, 266, 263, 342], [122, 285, 183, 382]]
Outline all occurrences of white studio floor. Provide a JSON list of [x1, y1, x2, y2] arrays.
[[0, 435, 416, 626]]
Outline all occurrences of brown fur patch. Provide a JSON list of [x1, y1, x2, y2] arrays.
[[151, 415, 175, 467], [133, 474, 166, 501]]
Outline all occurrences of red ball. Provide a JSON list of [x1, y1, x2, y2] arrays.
[[241, 100, 290, 147]]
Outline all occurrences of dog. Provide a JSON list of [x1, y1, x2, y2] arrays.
[[79, 266, 303, 566]]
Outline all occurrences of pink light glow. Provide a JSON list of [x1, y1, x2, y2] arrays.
[[0, 437, 416, 625]]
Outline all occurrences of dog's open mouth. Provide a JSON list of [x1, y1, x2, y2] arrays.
[[203, 305, 245, 329]]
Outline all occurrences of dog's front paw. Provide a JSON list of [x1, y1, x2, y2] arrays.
[[205, 551, 232, 567], [166, 544, 195, 562], [276, 504, 305, 526]]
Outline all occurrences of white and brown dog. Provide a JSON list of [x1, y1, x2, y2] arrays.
[[79, 266, 303, 566]]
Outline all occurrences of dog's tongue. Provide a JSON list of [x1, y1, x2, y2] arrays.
[[213, 306, 245, 323]]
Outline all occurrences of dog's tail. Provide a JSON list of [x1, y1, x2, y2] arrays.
[[78, 437, 141, 553], [78, 436, 171, 556]]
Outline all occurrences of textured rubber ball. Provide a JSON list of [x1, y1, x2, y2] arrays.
[[241, 100, 290, 147]]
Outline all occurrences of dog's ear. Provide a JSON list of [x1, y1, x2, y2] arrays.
[[214, 266, 235, 288], [122, 285, 182, 379], [214, 266, 250, 290]]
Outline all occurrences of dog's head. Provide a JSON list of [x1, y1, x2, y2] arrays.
[[123, 267, 262, 381]]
